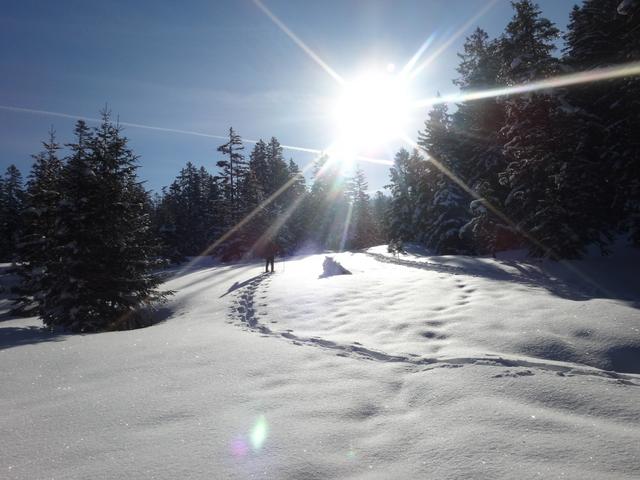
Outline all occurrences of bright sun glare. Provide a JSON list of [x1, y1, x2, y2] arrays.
[[331, 70, 412, 159]]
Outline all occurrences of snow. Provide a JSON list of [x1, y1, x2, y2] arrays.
[[618, 0, 638, 15], [321, 256, 352, 278], [1, 247, 640, 479]]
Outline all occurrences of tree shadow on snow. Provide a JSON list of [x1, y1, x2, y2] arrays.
[[0, 325, 65, 350], [367, 252, 640, 308]]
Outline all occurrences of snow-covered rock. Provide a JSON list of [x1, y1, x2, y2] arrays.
[[321, 256, 352, 278]]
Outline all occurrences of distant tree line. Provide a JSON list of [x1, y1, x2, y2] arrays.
[[387, 0, 640, 258], [151, 129, 389, 261]]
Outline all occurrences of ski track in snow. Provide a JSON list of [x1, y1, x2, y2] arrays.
[[226, 265, 640, 387]]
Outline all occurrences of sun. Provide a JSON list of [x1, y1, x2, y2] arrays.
[[330, 70, 412, 159]]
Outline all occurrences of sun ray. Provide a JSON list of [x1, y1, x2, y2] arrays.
[[339, 201, 354, 252], [252, 0, 344, 85], [399, 32, 437, 77], [187, 161, 315, 258], [248, 185, 308, 257], [407, 0, 499, 81], [414, 61, 640, 108]]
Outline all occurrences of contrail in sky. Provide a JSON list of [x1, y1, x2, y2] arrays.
[[0, 104, 393, 165]]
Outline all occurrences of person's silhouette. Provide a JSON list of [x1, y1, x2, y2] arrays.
[[262, 239, 278, 273]]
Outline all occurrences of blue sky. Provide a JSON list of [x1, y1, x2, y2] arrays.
[[1, 0, 573, 193]]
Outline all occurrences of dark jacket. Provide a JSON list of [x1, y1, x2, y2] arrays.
[[258, 239, 278, 259]]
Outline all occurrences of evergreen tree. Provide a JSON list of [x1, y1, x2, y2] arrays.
[[564, 0, 640, 246], [347, 166, 376, 249], [39, 114, 167, 331], [372, 191, 391, 243], [153, 163, 222, 260], [216, 127, 246, 226], [14, 129, 63, 312], [453, 28, 511, 254], [0, 165, 25, 261], [417, 102, 471, 254], [215, 127, 248, 259], [308, 155, 350, 250], [280, 159, 308, 253], [497, 1, 584, 257], [386, 148, 426, 243]]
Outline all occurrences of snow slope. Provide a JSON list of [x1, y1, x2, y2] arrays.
[[1, 248, 639, 479]]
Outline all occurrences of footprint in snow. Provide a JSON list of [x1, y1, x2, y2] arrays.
[[492, 369, 534, 378]]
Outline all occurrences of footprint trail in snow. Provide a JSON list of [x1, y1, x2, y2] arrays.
[[226, 266, 640, 386]]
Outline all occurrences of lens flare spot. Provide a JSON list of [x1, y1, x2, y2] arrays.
[[251, 415, 268, 450], [231, 438, 249, 457]]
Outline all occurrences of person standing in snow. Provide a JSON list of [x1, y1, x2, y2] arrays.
[[261, 239, 279, 273]]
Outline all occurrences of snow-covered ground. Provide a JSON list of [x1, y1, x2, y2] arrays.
[[2, 246, 639, 479]]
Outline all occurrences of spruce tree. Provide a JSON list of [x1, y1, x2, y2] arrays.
[[386, 148, 425, 243], [216, 127, 247, 259], [40, 115, 167, 331], [497, 0, 582, 257], [417, 102, 471, 254], [281, 159, 308, 253], [372, 191, 391, 243], [216, 127, 246, 226], [564, 0, 640, 247], [453, 28, 511, 254], [0, 165, 25, 261], [308, 155, 349, 250], [14, 129, 62, 312], [347, 166, 376, 249]]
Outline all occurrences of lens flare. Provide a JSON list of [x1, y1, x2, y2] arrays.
[[414, 61, 640, 108], [231, 437, 249, 457], [252, 0, 344, 85], [250, 415, 268, 450]]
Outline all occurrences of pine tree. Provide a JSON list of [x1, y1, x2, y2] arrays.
[[347, 166, 376, 249], [14, 129, 63, 313], [0, 165, 25, 261], [372, 191, 391, 243], [39, 114, 167, 331], [281, 159, 308, 253], [153, 163, 223, 260], [216, 127, 246, 226], [496, 0, 584, 257], [386, 148, 426, 243], [417, 102, 471, 254], [453, 28, 511, 254], [215, 127, 247, 259], [308, 155, 350, 250], [265, 137, 290, 198], [564, 0, 640, 247]]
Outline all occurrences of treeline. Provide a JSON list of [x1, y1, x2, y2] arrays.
[[151, 129, 389, 261], [388, 0, 640, 258]]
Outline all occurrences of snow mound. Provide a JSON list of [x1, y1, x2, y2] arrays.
[[320, 256, 352, 278]]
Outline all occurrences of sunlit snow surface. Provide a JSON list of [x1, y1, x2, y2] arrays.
[[1, 246, 639, 479]]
